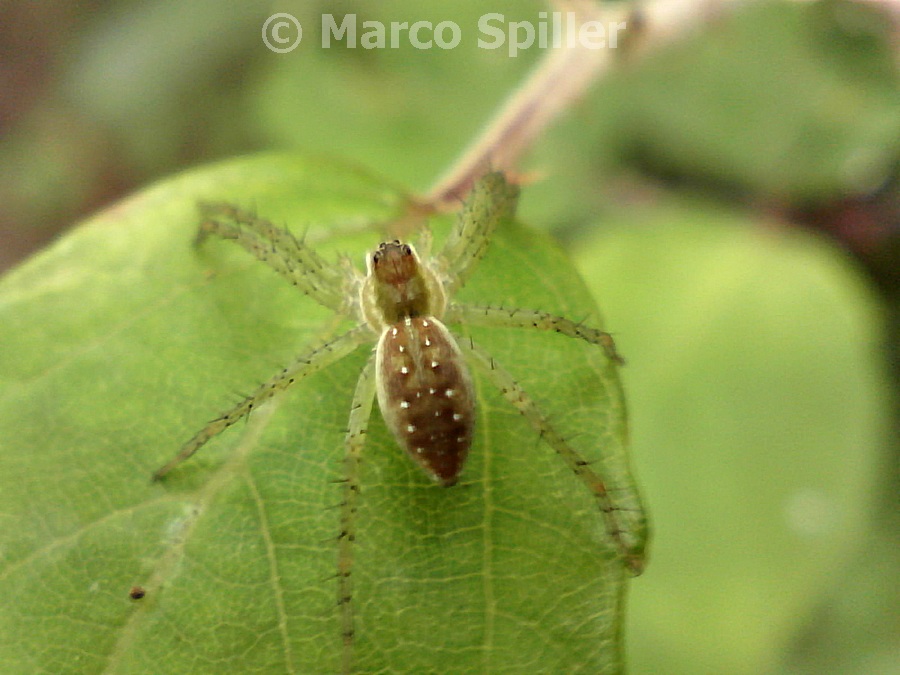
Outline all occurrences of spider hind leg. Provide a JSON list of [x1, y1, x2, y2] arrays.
[[446, 303, 625, 365], [336, 354, 378, 675], [459, 336, 646, 575]]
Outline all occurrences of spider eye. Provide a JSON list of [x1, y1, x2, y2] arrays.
[[401, 244, 412, 255]]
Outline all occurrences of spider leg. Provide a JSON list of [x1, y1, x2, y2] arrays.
[[435, 172, 519, 294], [336, 353, 377, 675], [197, 202, 354, 312], [415, 220, 434, 260], [152, 325, 371, 480], [459, 337, 646, 575], [446, 303, 625, 365]]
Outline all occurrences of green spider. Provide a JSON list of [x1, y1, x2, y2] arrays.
[[153, 172, 644, 673]]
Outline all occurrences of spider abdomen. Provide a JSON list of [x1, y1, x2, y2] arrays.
[[375, 316, 475, 486]]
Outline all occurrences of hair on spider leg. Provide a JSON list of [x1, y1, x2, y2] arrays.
[[336, 527, 357, 544], [323, 497, 349, 512], [320, 570, 343, 584], [573, 460, 601, 472], [555, 427, 591, 446], [227, 387, 257, 403], [525, 426, 549, 453], [328, 470, 362, 489], [523, 414, 575, 458], [319, 569, 356, 587], [567, 312, 590, 329], [288, 221, 317, 251]]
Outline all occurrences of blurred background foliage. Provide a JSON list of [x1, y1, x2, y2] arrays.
[[1, 0, 897, 673]]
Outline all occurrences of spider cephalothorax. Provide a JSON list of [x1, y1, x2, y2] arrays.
[[362, 240, 444, 324]]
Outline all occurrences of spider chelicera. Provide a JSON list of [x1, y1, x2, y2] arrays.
[[152, 171, 645, 671]]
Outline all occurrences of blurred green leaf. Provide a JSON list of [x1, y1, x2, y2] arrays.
[[575, 196, 890, 674], [599, 1, 900, 200], [524, 0, 900, 228], [0, 155, 642, 673]]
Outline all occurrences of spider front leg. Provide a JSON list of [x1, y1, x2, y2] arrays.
[[435, 172, 520, 295], [446, 302, 625, 365], [197, 202, 354, 312], [459, 337, 646, 575], [335, 353, 377, 675], [152, 325, 371, 480]]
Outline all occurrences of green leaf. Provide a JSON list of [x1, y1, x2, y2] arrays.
[[575, 196, 888, 675], [0, 155, 643, 674]]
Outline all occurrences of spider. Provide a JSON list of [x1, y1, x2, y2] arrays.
[[153, 171, 645, 671]]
